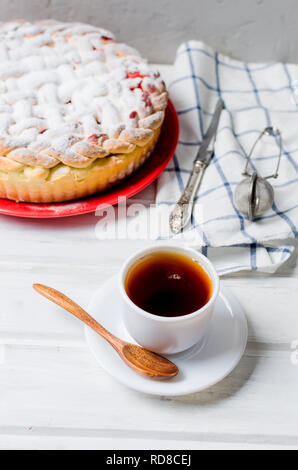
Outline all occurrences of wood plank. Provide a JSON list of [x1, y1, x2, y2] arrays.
[[0, 263, 297, 345], [0, 434, 296, 450], [0, 344, 298, 444]]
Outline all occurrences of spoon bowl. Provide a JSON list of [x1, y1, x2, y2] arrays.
[[121, 343, 178, 378]]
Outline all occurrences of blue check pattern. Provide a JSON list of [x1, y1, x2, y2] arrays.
[[155, 41, 297, 273]]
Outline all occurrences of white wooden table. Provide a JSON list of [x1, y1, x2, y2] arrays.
[[0, 65, 298, 450]]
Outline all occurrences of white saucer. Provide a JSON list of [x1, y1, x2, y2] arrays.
[[85, 276, 248, 396]]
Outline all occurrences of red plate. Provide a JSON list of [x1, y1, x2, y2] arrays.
[[0, 100, 179, 218]]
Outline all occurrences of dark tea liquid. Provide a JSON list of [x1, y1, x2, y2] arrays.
[[125, 251, 213, 317]]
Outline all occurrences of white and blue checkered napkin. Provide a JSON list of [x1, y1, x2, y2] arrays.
[[155, 41, 298, 274], [96, 41, 298, 274]]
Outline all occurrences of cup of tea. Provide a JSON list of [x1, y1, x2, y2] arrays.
[[119, 245, 220, 355]]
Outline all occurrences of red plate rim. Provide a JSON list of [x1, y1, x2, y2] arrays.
[[0, 99, 179, 218]]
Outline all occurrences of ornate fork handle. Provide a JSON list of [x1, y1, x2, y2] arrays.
[[169, 159, 207, 234]]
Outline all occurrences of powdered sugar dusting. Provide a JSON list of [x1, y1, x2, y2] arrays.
[[0, 19, 166, 167]]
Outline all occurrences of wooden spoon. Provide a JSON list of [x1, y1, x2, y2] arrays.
[[33, 284, 179, 379]]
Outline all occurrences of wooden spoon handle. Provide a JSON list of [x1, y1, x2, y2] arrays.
[[33, 284, 122, 348]]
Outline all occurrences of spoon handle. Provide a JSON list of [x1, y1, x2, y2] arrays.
[[33, 284, 122, 348]]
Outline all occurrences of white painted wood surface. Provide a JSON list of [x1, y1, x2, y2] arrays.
[[0, 65, 298, 450]]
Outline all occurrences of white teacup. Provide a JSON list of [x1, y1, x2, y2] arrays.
[[119, 245, 220, 354]]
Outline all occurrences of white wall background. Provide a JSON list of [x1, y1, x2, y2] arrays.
[[1, 0, 297, 64]]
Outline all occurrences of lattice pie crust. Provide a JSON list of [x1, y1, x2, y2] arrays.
[[0, 20, 168, 202]]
